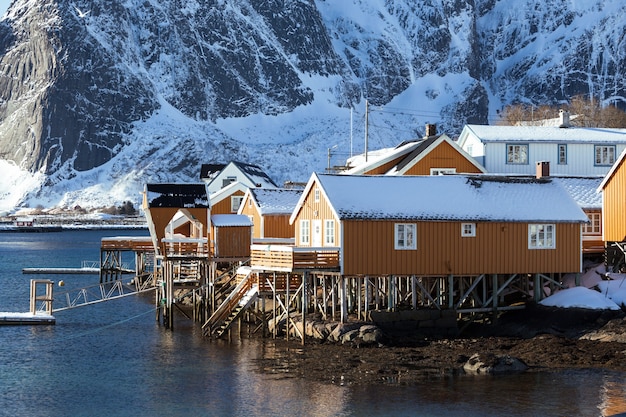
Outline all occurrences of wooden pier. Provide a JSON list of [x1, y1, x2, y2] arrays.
[[1, 280, 56, 325]]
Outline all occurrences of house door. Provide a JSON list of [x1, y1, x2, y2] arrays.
[[312, 220, 322, 247]]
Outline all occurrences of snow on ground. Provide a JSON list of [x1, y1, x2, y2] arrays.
[[0, 160, 44, 214], [542, 263, 626, 310], [540, 286, 621, 310]]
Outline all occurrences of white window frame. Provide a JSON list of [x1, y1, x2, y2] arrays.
[[461, 223, 476, 237], [582, 212, 601, 235], [595, 145, 616, 166], [506, 144, 529, 165], [394, 223, 417, 250], [299, 220, 310, 245], [314, 187, 320, 202], [557, 144, 567, 165], [231, 196, 243, 213], [430, 168, 456, 176], [324, 219, 335, 246], [528, 224, 555, 249]]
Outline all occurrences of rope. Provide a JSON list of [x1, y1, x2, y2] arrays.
[[57, 307, 158, 341]]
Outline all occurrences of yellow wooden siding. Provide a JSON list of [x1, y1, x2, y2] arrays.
[[238, 195, 262, 238], [211, 190, 246, 215], [603, 159, 626, 242], [294, 185, 339, 245], [342, 220, 581, 275], [404, 140, 482, 175]]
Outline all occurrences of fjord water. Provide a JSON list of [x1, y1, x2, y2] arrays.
[[1, 230, 625, 417]]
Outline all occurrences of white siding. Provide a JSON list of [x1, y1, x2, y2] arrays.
[[206, 165, 253, 194], [458, 134, 485, 167], [482, 142, 626, 176]]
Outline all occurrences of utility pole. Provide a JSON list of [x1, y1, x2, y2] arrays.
[[350, 107, 353, 158], [364, 100, 369, 162]]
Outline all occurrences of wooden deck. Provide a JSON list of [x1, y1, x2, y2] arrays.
[[101, 236, 154, 251], [583, 235, 604, 254], [250, 244, 340, 272]]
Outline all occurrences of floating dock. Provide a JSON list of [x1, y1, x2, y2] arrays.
[[0, 312, 55, 325], [22, 267, 100, 274]]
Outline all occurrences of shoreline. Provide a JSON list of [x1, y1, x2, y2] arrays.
[[250, 306, 626, 385]]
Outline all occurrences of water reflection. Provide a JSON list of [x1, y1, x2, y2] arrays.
[[600, 375, 626, 417]]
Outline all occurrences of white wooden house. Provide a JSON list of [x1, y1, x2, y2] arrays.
[[457, 123, 626, 177], [200, 161, 278, 195]]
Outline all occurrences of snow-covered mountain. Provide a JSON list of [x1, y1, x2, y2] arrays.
[[0, 0, 625, 212]]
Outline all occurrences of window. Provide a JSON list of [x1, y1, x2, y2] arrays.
[[314, 187, 320, 202], [595, 145, 616, 166], [557, 144, 567, 165], [394, 223, 416, 250], [231, 196, 243, 213], [430, 168, 456, 176], [528, 224, 555, 249], [300, 220, 310, 245], [222, 176, 237, 188], [324, 220, 335, 245], [461, 223, 476, 237], [583, 212, 601, 235], [506, 144, 528, 164]]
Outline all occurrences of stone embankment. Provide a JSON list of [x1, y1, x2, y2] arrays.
[[269, 315, 385, 346]]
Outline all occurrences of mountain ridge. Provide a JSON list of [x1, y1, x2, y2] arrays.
[[0, 0, 624, 211]]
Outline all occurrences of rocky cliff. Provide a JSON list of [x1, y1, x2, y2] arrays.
[[0, 0, 624, 209]]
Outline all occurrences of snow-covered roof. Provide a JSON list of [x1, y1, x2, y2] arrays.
[[211, 214, 253, 227], [209, 181, 249, 205], [388, 135, 486, 175], [248, 188, 301, 215], [344, 140, 422, 174], [145, 183, 209, 208], [199, 163, 226, 181], [463, 124, 626, 144], [551, 177, 602, 210], [303, 174, 588, 222], [231, 161, 278, 188]]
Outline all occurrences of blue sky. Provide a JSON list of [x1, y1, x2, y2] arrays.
[[0, 1, 9, 17]]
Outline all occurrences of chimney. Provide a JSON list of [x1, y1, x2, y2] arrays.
[[559, 109, 570, 128], [424, 123, 437, 138], [536, 161, 550, 179]]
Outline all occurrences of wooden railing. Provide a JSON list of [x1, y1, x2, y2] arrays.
[[250, 244, 340, 272], [162, 237, 209, 258]]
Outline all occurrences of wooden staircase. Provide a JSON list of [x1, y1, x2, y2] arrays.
[[202, 270, 258, 338]]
